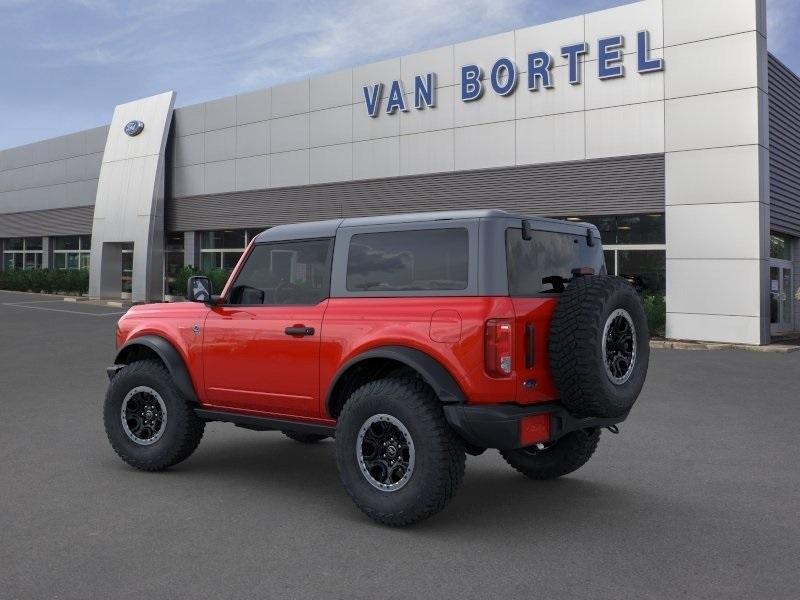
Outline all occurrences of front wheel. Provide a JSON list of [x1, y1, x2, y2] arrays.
[[500, 429, 600, 480], [335, 376, 466, 526], [103, 359, 205, 471]]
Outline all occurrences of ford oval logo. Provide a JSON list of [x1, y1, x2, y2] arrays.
[[124, 120, 145, 137]]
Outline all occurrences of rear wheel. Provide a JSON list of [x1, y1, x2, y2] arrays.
[[500, 429, 600, 480], [281, 431, 329, 444], [103, 359, 205, 471], [335, 376, 466, 526]]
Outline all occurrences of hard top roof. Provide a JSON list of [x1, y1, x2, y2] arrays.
[[252, 209, 596, 243]]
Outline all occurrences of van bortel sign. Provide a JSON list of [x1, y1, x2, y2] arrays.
[[362, 31, 664, 117]]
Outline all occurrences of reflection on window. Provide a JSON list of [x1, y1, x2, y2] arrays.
[[2, 237, 44, 270], [229, 239, 332, 305], [507, 228, 600, 295], [346, 229, 468, 292], [121, 243, 133, 293], [616, 250, 666, 294], [53, 235, 91, 270], [562, 214, 664, 245], [165, 233, 185, 295], [770, 234, 792, 261], [199, 229, 263, 272]]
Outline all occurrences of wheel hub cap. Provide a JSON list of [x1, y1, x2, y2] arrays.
[[356, 414, 415, 492], [602, 308, 637, 385], [120, 386, 167, 446]]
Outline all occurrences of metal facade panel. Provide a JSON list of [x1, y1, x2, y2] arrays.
[[768, 53, 800, 237], [167, 154, 665, 232], [0, 205, 94, 237], [89, 91, 176, 302], [0, 127, 106, 215]]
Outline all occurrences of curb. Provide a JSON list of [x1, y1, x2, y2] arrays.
[[650, 339, 800, 354]]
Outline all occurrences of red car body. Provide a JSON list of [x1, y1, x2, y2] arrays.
[[105, 211, 648, 525], [116, 280, 559, 427]]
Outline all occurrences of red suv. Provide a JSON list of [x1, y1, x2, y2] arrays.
[[104, 210, 649, 525]]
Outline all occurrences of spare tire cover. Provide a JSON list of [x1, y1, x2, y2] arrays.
[[548, 276, 649, 418]]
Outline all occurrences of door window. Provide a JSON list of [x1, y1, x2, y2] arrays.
[[770, 265, 793, 327], [228, 239, 333, 305]]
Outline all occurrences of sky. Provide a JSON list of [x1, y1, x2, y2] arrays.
[[0, 0, 798, 150]]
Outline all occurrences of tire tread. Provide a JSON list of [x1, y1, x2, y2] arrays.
[[103, 359, 205, 471]]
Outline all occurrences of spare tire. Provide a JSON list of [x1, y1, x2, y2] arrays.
[[548, 276, 649, 418]]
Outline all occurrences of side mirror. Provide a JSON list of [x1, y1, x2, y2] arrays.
[[187, 276, 212, 303]]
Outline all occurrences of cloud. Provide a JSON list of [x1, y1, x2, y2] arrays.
[[231, 0, 533, 88], [16, 0, 547, 99], [4, 0, 800, 149]]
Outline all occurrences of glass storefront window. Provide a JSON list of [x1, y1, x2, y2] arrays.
[[200, 230, 246, 250], [770, 234, 792, 261], [53, 235, 91, 270], [165, 233, 185, 295], [199, 229, 263, 273], [2, 237, 44, 270], [24, 237, 43, 251], [561, 214, 666, 295], [617, 250, 666, 294], [121, 243, 133, 294], [603, 250, 615, 275], [562, 214, 665, 245], [616, 214, 665, 244], [54, 236, 80, 251]]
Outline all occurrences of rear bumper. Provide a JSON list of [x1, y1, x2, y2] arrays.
[[443, 403, 628, 451]]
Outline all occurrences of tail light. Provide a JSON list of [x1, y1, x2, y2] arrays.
[[485, 319, 513, 378]]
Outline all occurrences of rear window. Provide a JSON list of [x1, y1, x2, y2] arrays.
[[346, 228, 468, 292], [506, 228, 602, 296]]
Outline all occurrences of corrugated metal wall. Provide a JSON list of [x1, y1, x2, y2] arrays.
[[167, 154, 665, 232], [0, 205, 94, 237], [769, 54, 800, 237]]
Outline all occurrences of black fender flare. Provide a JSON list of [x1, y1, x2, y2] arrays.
[[325, 345, 466, 414], [114, 335, 198, 404]]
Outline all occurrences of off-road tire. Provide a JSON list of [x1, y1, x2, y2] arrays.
[[282, 431, 329, 444], [103, 359, 205, 471], [500, 429, 600, 480], [335, 376, 466, 526], [549, 275, 649, 418]]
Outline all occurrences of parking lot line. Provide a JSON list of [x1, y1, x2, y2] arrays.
[[3, 299, 77, 305], [0, 302, 125, 317]]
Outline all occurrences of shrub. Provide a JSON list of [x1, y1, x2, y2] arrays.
[[641, 293, 666, 338], [172, 265, 200, 298], [0, 268, 89, 295], [172, 265, 231, 299]]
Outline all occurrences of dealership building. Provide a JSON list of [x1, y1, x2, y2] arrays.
[[0, 0, 797, 345]]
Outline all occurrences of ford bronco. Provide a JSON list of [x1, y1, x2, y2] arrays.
[[104, 210, 649, 526]]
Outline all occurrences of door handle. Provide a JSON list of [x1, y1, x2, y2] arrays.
[[285, 325, 315, 337]]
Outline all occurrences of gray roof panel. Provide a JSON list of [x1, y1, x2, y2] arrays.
[[253, 218, 343, 243], [252, 209, 598, 243]]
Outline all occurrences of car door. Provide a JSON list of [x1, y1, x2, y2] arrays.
[[202, 238, 333, 418]]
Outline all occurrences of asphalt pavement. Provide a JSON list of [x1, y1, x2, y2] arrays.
[[1, 289, 798, 600]]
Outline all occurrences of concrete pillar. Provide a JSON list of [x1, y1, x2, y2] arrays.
[[663, 0, 770, 344]]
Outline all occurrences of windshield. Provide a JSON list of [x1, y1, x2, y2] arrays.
[[506, 227, 604, 296]]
